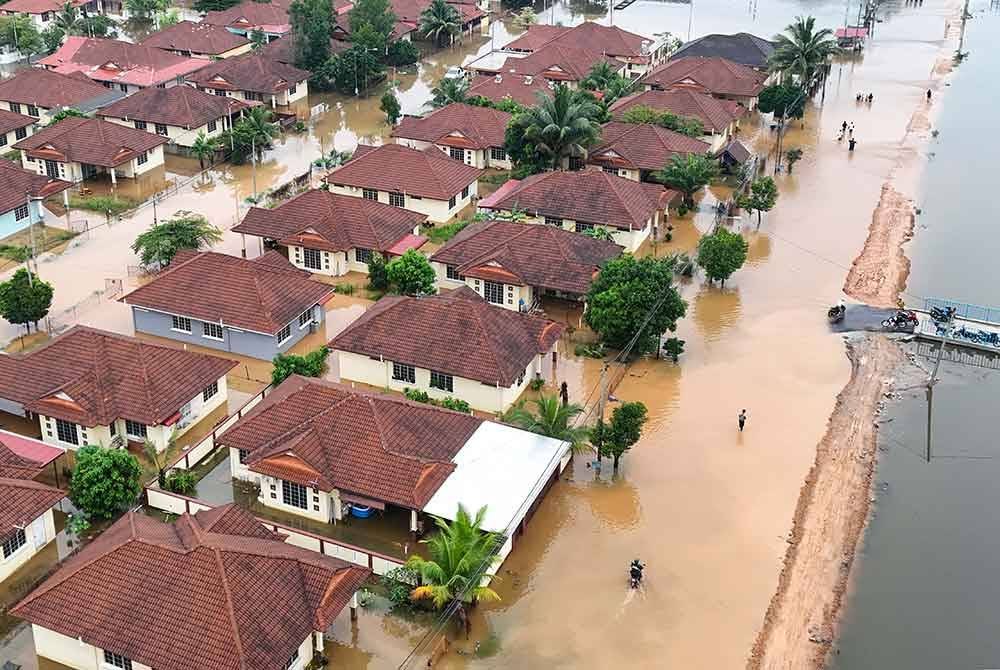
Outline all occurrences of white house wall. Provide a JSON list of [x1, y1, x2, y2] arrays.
[[0, 507, 55, 585], [432, 262, 535, 311], [103, 116, 228, 148], [328, 180, 477, 224], [483, 210, 652, 253]]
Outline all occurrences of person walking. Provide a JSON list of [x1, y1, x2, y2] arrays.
[[926, 89, 932, 101], [560, 381, 569, 406], [849, 137, 857, 152], [867, 93, 874, 104], [841, 120, 848, 133], [848, 122, 855, 137], [738, 409, 747, 432]]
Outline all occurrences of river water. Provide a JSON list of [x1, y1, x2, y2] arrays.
[[832, 4, 1000, 669]]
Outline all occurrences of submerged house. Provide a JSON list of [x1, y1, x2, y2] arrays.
[[639, 56, 769, 109], [232, 188, 427, 277], [0, 69, 123, 125], [139, 20, 253, 59], [12, 504, 370, 670], [0, 326, 237, 452], [0, 159, 71, 237], [609, 88, 744, 153], [588, 121, 711, 182], [185, 52, 310, 107], [329, 288, 563, 412], [669, 32, 776, 71], [122, 250, 334, 360], [391, 102, 512, 170]]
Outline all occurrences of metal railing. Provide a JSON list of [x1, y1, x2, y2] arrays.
[[924, 297, 1000, 325]]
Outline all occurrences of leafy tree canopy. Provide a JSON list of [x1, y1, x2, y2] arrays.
[[386, 249, 435, 296], [289, 0, 335, 70], [69, 445, 142, 520], [272, 345, 330, 385], [48, 108, 87, 125], [130, 211, 223, 268], [193, 0, 242, 11], [619, 105, 705, 138], [737, 176, 779, 225], [380, 88, 401, 125], [419, 0, 461, 47], [0, 15, 43, 54], [595, 400, 648, 469], [770, 15, 839, 84], [386, 38, 420, 66], [696, 227, 749, 286], [349, 0, 397, 47], [654, 153, 720, 207], [757, 83, 806, 119], [0, 268, 53, 333]]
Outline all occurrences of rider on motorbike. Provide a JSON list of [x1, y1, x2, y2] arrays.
[[630, 559, 645, 586]]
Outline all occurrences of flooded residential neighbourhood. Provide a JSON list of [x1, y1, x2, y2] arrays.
[[0, 0, 993, 666]]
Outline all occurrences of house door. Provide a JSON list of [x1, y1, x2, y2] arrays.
[[31, 515, 47, 549], [44, 160, 60, 179], [81, 163, 98, 180]]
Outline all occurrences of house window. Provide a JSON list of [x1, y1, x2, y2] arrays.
[[445, 265, 463, 281], [203, 322, 224, 340], [389, 191, 405, 207], [298, 308, 313, 328], [392, 361, 415, 383], [544, 216, 561, 227], [14, 204, 29, 221], [134, 120, 147, 130], [287, 83, 296, 95], [483, 280, 503, 305], [2, 528, 27, 559], [26, 104, 38, 117], [42, 11, 51, 21], [103, 650, 133, 670], [44, 160, 59, 178], [284, 649, 299, 670], [171, 315, 191, 332], [125, 420, 146, 439], [214, 89, 227, 96], [602, 166, 618, 175], [9, 103, 21, 114], [517, 367, 527, 385], [276, 323, 292, 345], [119, 84, 129, 93], [448, 195, 456, 209], [238, 448, 248, 464], [55, 419, 78, 445], [282, 479, 308, 509], [362, 188, 378, 201], [576, 222, 595, 233], [0, 134, 6, 147], [568, 156, 584, 170], [302, 247, 322, 270], [155, 123, 168, 136], [449, 147, 463, 161], [490, 147, 506, 161], [461, 185, 469, 199], [14, 127, 27, 140], [430, 370, 453, 392], [355, 248, 372, 264], [202, 381, 218, 402], [207, 119, 218, 133], [110, 421, 117, 436], [136, 151, 149, 166]]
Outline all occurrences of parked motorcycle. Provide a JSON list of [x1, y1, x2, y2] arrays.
[[882, 310, 919, 333]]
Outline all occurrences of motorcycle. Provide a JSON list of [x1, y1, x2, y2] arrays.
[[881, 310, 919, 333], [930, 306, 956, 323], [828, 304, 846, 324], [629, 561, 644, 589]]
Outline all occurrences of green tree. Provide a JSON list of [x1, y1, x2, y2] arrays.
[[756, 83, 806, 119], [583, 226, 615, 242], [0, 268, 54, 333], [655, 153, 720, 208], [380, 89, 401, 125], [79, 14, 119, 37], [193, 0, 241, 11], [41, 25, 65, 54], [131, 211, 223, 268], [349, 0, 397, 52], [271, 345, 330, 385], [249, 27, 267, 49], [770, 15, 839, 84], [785, 147, 804, 174], [0, 15, 43, 55], [430, 75, 468, 108], [47, 108, 86, 126], [493, 97, 526, 115], [225, 106, 279, 162], [584, 255, 687, 355], [619, 106, 705, 138], [512, 84, 601, 170], [581, 61, 631, 103], [68, 445, 142, 520], [387, 39, 420, 65], [406, 504, 500, 627], [289, 0, 335, 70], [367, 251, 389, 290], [190, 131, 219, 169], [420, 0, 461, 46], [504, 394, 590, 451], [595, 401, 647, 470], [737, 176, 779, 226], [157, 8, 180, 27], [386, 249, 435, 295], [125, 0, 168, 19], [51, 2, 79, 33], [663, 337, 685, 362], [696, 228, 749, 286]]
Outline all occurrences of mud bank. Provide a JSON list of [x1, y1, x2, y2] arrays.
[[843, 185, 915, 308]]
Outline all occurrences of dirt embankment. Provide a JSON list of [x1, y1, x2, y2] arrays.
[[746, 335, 904, 670], [842, 184, 915, 308]]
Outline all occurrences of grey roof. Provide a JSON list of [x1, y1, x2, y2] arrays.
[[55, 89, 127, 115], [670, 33, 775, 70]]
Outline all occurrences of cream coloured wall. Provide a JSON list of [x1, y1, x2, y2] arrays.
[[0, 508, 56, 585], [329, 180, 477, 223], [431, 261, 534, 311], [103, 116, 228, 148], [289, 245, 344, 276], [486, 210, 653, 253], [257, 473, 336, 523], [31, 625, 154, 670]]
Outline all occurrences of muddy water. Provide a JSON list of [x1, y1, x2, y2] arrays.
[[832, 5, 1000, 668]]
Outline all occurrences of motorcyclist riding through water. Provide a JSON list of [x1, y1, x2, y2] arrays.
[[630, 559, 645, 588]]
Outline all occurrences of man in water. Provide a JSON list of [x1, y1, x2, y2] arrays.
[[849, 137, 857, 152], [738, 409, 747, 432], [926, 89, 932, 101]]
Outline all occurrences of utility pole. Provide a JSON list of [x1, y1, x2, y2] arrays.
[[251, 136, 258, 201], [24, 191, 35, 286]]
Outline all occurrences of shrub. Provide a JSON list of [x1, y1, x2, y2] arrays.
[[403, 387, 431, 403], [335, 282, 356, 295], [272, 345, 330, 385], [386, 39, 420, 66], [165, 470, 197, 495], [68, 194, 137, 215], [68, 445, 142, 520], [381, 566, 419, 607], [574, 343, 605, 359], [367, 252, 389, 291], [423, 219, 470, 244], [528, 377, 544, 391], [439, 397, 471, 413]]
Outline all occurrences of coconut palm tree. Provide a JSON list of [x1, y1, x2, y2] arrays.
[[52, 2, 81, 34], [234, 106, 279, 160], [407, 504, 500, 635], [770, 16, 839, 85], [655, 153, 720, 208], [513, 84, 601, 170], [190, 132, 219, 170], [419, 0, 461, 47], [504, 394, 590, 451], [429, 75, 468, 108]]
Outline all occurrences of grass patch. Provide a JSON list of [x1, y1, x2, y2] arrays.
[[479, 171, 512, 186], [1, 150, 20, 163], [0, 244, 30, 262], [334, 282, 356, 295], [423, 219, 470, 244], [68, 193, 138, 215]]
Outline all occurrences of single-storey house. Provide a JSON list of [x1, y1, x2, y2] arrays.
[[0, 69, 123, 125], [478, 168, 674, 252], [640, 55, 769, 109], [467, 72, 553, 107], [185, 52, 309, 107], [122, 250, 334, 360], [12, 505, 370, 670], [14, 116, 167, 184], [202, 0, 352, 41], [392, 102, 512, 169], [221, 375, 570, 560], [669, 32, 776, 72], [431, 218, 622, 306], [39, 37, 208, 94], [0, 107, 35, 150], [0, 158, 71, 237], [97, 84, 250, 151], [609, 88, 744, 153], [232, 188, 427, 277], [498, 42, 624, 89], [0, 325, 237, 452], [0, 434, 64, 587], [390, 0, 485, 38], [588, 121, 711, 182], [330, 287, 563, 412], [258, 33, 351, 66], [139, 20, 253, 59], [0, 0, 95, 31], [326, 143, 482, 224]]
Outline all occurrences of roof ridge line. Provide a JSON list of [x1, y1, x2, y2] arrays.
[[212, 546, 249, 670]]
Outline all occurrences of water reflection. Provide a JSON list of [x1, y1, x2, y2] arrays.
[[692, 285, 743, 341]]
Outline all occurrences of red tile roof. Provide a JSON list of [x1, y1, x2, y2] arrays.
[[139, 20, 251, 56], [609, 88, 744, 133], [590, 121, 711, 172], [12, 506, 370, 670], [500, 24, 567, 52], [0, 69, 112, 110], [0, 108, 35, 135], [97, 85, 250, 129], [219, 376, 482, 508], [0, 325, 237, 427], [0, 0, 86, 14], [13, 116, 168, 168], [431, 219, 620, 295], [500, 43, 618, 81], [641, 56, 768, 98], [202, 0, 293, 34], [467, 73, 553, 107], [504, 21, 652, 61], [122, 251, 334, 335], [186, 52, 309, 94], [0, 477, 63, 545], [0, 431, 63, 473], [0, 158, 71, 217], [479, 169, 671, 231], [326, 143, 482, 201], [389, 0, 483, 26], [259, 34, 350, 65], [331, 288, 563, 386], [233, 188, 426, 254], [392, 103, 511, 150], [39, 37, 208, 88], [0, 438, 50, 479]]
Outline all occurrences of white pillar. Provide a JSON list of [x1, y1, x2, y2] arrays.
[[409, 509, 418, 532], [110, 168, 117, 185], [349, 591, 358, 621]]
